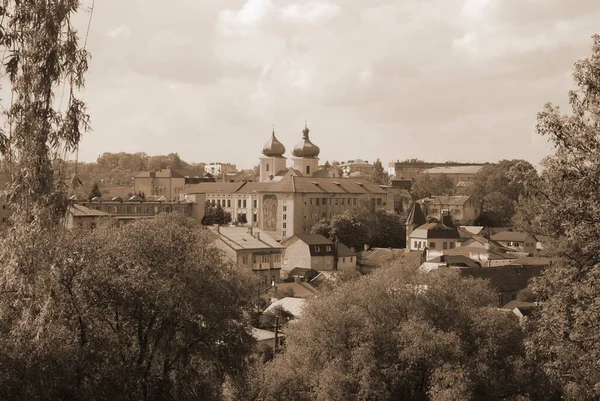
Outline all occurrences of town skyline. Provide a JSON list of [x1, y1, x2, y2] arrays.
[[69, 0, 600, 169]]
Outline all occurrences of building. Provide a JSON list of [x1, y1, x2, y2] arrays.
[[387, 161, 488, 181], [408, 222, 461, 252], [281, 234, 336, 277], [133, 169, 186, 201], [339, 159, 373, 177], [336, 243, 357, 271], [65, 204, 111, 229], [77, 194, 205, 226], [417, 195, 482, 225], [208, 226, 283, 287], [490, 231, 538, 255], [264, 297, 306, 318], [204, 162, 237, 177], [420, 165, 484, 186], [185, 125, 392, 241]]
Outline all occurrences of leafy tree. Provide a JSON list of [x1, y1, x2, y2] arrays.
[[370, 158, 389, 185], [468, 159, 537, 227], [0, 214, 256, 400], [368, 209, 406, 248], [410, 174, 454, 200], [513, 34, 600, 401], [255, 259, 554, 401], [202, 204, 232, 226], [88, 182, 102, 200], [329, 211, 370, 250], [310, 218, 332, 239], [259, 305, 295, 330]]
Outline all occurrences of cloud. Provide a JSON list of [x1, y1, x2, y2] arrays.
[[106, 25, 131, 38], [280, 1, 340, 23]]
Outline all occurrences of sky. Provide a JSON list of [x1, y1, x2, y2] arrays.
[[71, 0, 600, 169]]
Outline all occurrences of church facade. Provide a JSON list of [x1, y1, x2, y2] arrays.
[[186, 124, 392, 241]]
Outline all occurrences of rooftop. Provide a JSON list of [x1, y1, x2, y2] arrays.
[[68, 204, 111, 217], [264, 297, 306, 317], [209, 226, 283, 251], [418, 195, 473, 206], [422, 165, 483, 175], [491, 231, 536, 243]]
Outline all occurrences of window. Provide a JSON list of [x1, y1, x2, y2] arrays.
[[253, 199, 257, 208], [283, 214, 287, 220], [283, 223, 287, 229], [315, 246, 321, 252], [353, 198, 357, 205], [310, 199, 313, 205], [430, 242, 436, 249], [431, 208, 438, 213], [322, 198, 326, 205], [335, 199, 338, 205], [376, 198, 382, 206], [266, 164, 269, 171], [450, 242, 455, 249], [454, 209, 460, 214], [227, 199, 231, 207], [443, 242, 448, 250], [415, 241, 420, 249], [282, 231, 286, 237], [316, 198, 320, 206], [341, 199, 345, 205], [243, 200, 247, 208], [252, 255, 257, 264], [326, 246, 332, 251], [350, 257, 354, 263], [343, 257, 346, 263], [283, 205, 287, 211], [263, 255, 269, 263], [237, 199, 242, 207], [347, 198, 351, 205], [242, 255, 247, 265], [253, 213, 257, 222], [306, 166, 311, 174]]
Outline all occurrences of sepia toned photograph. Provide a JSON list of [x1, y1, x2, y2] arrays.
[[0, 0, 598, 400]]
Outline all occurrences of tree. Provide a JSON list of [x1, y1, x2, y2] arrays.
[[0, 214, 256, 400], [368, 209, 406, 248], [255, 258, 554, 400], [468, 159, 536, 227], [88, 182, 102, 200], [310, 218, 332, 239], [202, 204, 232, 226], [329, 211, 370, 250], [370, 158, 389, 185], [410, 174, 454, 200], [512, 34, 600, 401]]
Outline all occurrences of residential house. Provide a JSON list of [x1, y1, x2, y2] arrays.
[[208, 226, 283, 287], [490, 231, 538, 255], [65, 204, 111, 229], [250, 327, 285, 348], [336, 243, 357, 271], [204, 162, 237, 177], [417, 195, 482, 225], [387, 161, 487, 181], [339, 159, 373, 177], [434, 245, 518, 267], [457, 265, 546, 306], [408, 222, 461, 252], [420, 254, 481, 272], [264, 297, 306, 318], [420, 165, 483, 186], [281, 234, 336, 278]]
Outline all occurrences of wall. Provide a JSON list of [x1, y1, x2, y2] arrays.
[[337, 255, 357, 271], [282, 240, 312, 276]]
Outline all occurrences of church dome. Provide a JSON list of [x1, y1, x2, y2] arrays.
[[292, 124, 320, 158], [262, 128, 286, 157]]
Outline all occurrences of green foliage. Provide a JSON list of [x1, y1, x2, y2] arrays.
[[329, 211, 370, 250], [0, 214, 256, 400], [88, 182, 102, 200], [410, 174, 454, 200], [468, 159, 536, 227], [370, 158, 389, 185], [513, 34, 600, 400], [255, 261, 553, 401], [310, 218, 332, 239], [202, 203, 232, 226]]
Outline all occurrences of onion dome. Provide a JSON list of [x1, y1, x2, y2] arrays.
[[262, 126, 286, 157], [292, 123, 320, 158]]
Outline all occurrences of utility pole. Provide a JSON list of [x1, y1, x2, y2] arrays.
[[273, 316, 280, 354]]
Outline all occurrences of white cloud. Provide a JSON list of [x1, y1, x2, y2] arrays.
[[217, 0, 274, 36], [106, 25, 131, 38], [280, 1, 340, 23]]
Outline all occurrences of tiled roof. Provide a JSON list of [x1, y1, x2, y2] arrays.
[[186, 182, 247, 194], [422, 166, 483, 175], [337, 243, 355, 257], [250, 327, 285, 342], [412, 223, 460, 239], [500, 300, 537, 311], [358, 248, 419, 268], [510, 256, 552, 266], [68, 204, 110, 217], [457, 265, 546, 293], [264, 297, 306, 317], [406, 202, 426, 226], [491, 231, 535, 242], [272, 282, 317, 299], [292, 234, 334, 246], [133, 169, 185, 178], [427, 255, 481, 267], [209, 226, 283, 251], [418, 195, 472, 206], [291, 177, 386, 194]]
